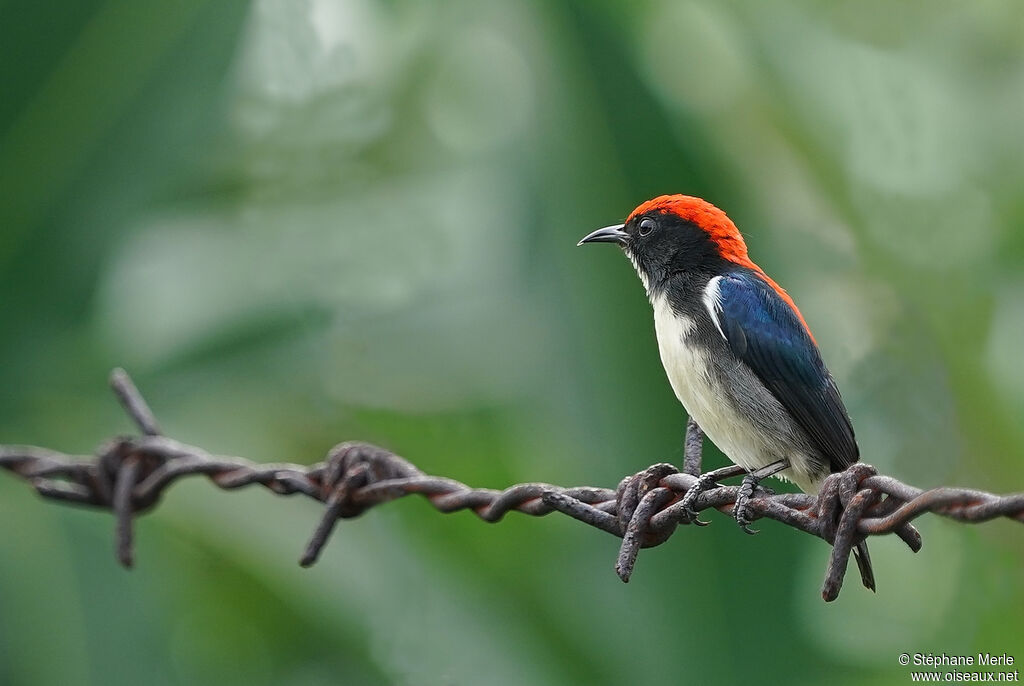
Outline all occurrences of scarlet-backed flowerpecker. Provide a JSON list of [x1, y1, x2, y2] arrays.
[[579, 194, 874, 591]]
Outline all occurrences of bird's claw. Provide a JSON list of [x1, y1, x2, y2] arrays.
[[678, 471, 720, 526], [733, 474, 760, 535], [731, 459, 790, 534], [683, 503, 711, 526]]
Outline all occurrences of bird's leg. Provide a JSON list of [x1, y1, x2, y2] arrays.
[[678, 463, 746, 525], [734, 459, 790, 535]]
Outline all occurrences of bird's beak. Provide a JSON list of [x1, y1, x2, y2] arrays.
[[577, 224, 628, 247]]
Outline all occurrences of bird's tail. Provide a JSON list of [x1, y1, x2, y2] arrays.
[[853, 540, 876, 592]]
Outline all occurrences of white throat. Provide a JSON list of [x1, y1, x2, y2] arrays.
[[625, 249, 651, 297]]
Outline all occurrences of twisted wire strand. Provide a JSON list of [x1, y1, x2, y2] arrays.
[[1, 370, 1022, 601]]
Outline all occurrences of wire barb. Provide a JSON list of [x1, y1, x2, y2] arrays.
[[2, 370, 1023, 601], [109, 367, 162, 437]]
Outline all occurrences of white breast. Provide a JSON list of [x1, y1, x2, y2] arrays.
[[651, 292, 790, 478]]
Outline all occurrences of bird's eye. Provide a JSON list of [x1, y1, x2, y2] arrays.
[[638, 218, 656, 237]]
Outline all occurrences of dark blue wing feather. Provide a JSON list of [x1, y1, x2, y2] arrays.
[[713, 271, 858, 470]]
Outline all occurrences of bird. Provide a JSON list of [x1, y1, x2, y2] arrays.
[[578, 193, 874, 591]]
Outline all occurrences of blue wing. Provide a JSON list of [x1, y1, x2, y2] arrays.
[[710, 271, 858, 470]]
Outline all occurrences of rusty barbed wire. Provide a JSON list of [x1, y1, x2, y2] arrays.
[[1, 370, 1022, 601]]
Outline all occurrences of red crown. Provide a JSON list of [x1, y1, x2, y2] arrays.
[[628, 194, 814, 339]]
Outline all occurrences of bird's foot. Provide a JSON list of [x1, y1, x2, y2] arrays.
[[733, 476, 761, 534], [733, 459, 789, 535], [678, 464, 747, 525], [679, 473, 717, 526]]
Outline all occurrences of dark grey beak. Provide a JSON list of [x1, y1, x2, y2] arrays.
[[577, 224, 628, 246]]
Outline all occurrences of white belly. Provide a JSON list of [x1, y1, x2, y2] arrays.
[[651, 293, 820, 491]]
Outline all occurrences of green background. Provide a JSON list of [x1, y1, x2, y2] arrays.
[[1, 1, 1022, 684]]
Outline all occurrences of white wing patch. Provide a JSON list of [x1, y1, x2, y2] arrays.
[[702, 275, 726, 340]]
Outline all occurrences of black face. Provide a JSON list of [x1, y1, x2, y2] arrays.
[[580, 210, 727, 292]]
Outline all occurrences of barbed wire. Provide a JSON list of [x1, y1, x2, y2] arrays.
[[2, 370, 1022, 601]]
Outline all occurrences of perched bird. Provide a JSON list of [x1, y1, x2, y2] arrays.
[[578, 194, 874, 591]]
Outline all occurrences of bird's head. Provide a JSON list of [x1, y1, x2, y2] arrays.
[[578, 194, 753, 293]]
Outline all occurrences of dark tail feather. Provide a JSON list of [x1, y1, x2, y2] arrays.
[[854, 541, 876, 592]]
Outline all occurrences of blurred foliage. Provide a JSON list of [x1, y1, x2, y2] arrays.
[[2, 0, 1023, 684]]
